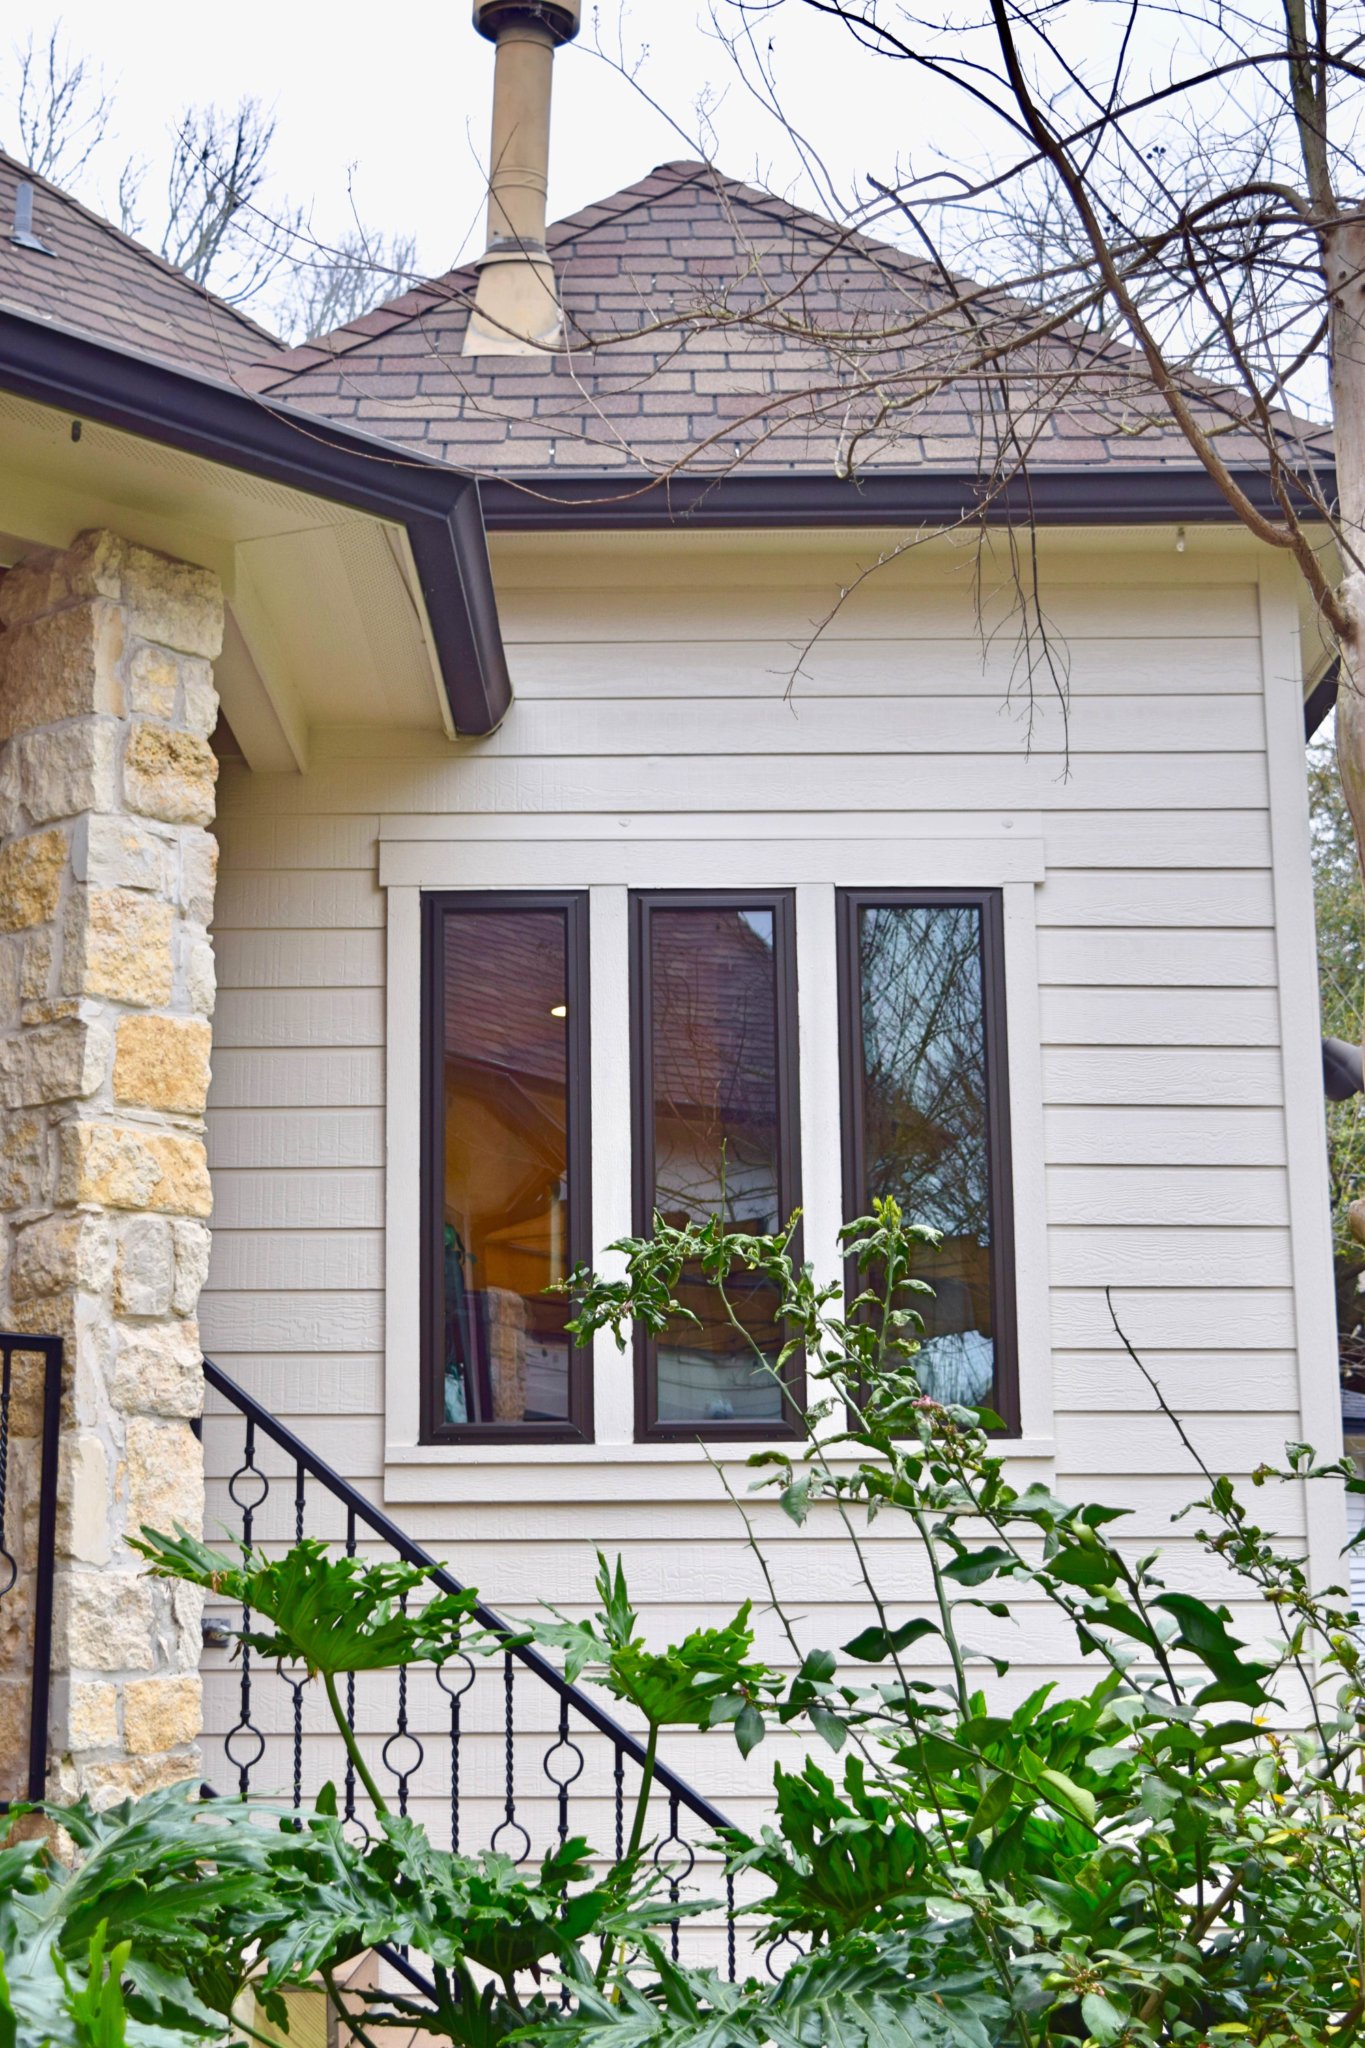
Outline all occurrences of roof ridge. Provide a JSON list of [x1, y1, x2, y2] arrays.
[[258, 161, 722, 390], [0, 146, 285, 352]]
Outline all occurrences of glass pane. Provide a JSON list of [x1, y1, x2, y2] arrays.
[[648, 905, 786, 1424], [856, 904, 995, 1407], [440, 908, 573, 1426]]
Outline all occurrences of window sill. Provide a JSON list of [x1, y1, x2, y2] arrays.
[[382, 1436, 1058, 1504]]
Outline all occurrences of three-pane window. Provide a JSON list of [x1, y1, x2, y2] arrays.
[[421, 888, 1015, 1442]]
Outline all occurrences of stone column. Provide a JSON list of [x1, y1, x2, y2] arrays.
[[0, 529, 221, 1805]]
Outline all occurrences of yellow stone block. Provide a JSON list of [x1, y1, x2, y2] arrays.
[[64, 889, 174, 1006], [0, 601, 124, 741], [123, 1674, 202, 1755], [0, 828, 67, 931], [123, 723, 218, 828], [113, 1014, 212, 1114], [58, 1123, 212, 1217]]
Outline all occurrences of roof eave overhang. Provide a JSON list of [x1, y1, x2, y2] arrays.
[[0, 304, 511, 736], [478, 465, 1336, 532]]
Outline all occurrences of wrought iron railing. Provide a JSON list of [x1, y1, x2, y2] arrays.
[[0, 1332, 62, 1814], [198, 1357, 749, 1979]]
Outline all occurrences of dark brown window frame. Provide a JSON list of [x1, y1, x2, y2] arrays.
[[836, 887, 1020, 1437], [420, 889, 593, 1445], [629, 888, 805, 1444]]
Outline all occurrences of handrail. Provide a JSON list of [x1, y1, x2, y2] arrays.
[[201, 1355, 734, 1839]]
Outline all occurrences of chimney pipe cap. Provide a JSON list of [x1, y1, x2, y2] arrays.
[[473, 0, 581, 43]]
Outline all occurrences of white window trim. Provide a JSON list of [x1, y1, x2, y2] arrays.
[[379, 829, 1053, 1501]]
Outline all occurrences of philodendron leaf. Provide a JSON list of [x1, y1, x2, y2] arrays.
[[132, 1526, 477, 1678]]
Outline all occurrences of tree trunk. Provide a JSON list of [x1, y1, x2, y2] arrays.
[[1330, 215, 1365, 964]]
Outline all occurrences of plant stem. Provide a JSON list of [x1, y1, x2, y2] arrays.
[[597, 1721, 660, 1994], [322, 1669, 391, 1821], [323, 1963, 384, 2048]]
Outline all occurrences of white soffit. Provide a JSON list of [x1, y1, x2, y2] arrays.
[[0, 389, 450, 766]]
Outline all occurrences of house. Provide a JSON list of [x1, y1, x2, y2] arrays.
[[0, 0, 1345, 1899]]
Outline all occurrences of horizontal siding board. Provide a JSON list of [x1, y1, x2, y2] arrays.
[[507, 636, 1260, 699], [205, 1109, 384, 1170], [1052, 1350, 1300, 1408], [497, 582, 1259, 641], [216, 753, 1270, 815], [207, 1230, 383, 1292], [1043, 1106, 1285, 1165], [472, 695, 1264, 759], [214, 873, 383, 931], [212, 931, 384, 990], [1038, 987, 1281, 1046], [198, 1291, 383, 1354], [1037, 871, 1274, 928], [213, 988, 385, 1049], [1041, 810, 1271, 868], [1042, 1048, 1284, 1106], [1045, 1166, 1289, 1226], [214, 812, 380, 870], [1036, 929, 1279, 986], [1047, 1226, 1293, 1287], [209, 1049, 384, 1108], [1050, 1288, 1298, 1348], [209, 1170, 384, 1231]]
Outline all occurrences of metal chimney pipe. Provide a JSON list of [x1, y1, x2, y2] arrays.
[[464, 0, 581, 356]]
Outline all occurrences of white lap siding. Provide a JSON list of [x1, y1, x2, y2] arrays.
[[199, 531, 1341, 1863]]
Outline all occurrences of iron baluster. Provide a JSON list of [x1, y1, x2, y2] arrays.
[[726, 1871, 737, 1983], [543, 1693, 584, 1850], [284, 1460, 308, 1811], [0, 1335, 62, 1814], [653, 1791, 693, 1963], [436, 1651, 475, 1855], [613, 1745, 625, 1862], [380, 1591, 424, 1817], [223, 1417, 267, 1795], [343, 1506, 358, 1829], [490, 1653, 530, 1862]]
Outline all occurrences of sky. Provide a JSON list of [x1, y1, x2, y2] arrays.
[[0, 2, 1025, 324]]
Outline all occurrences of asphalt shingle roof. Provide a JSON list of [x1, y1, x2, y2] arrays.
[[259, 160, 1314, 484], [0, 150, 282, 380]]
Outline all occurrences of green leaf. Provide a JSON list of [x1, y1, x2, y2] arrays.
[[1080, 1990, 1127, 2042], [735, 1704, 766, 1757], [842, 1618, 939, 1662], [965, 1770, 1013, 1839], [1035, 1767, 1097, 1829], [942, 1545, 1015, 1586]]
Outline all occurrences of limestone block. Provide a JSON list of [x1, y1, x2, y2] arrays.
[[0, 934, 20, 1032], [62, 889, 174, 1006], [125, 644, 178, 719], [123, 723, 218, 828], [180, 661, 219, 739], [0, 601, 124, 742], [126, 1417, 204, 1541], [0, 1110, 47, 1209], [56, 1572, 156, 1672], [119, 544, 223, 661], [113, 1014, 211, 1115], [15, 719, 121, 825], [111, 1318, 202, 1417], [12, 1212, 113, 1301], [0, 828, 66, 931], [0, 1017, 108, 1106], [58, 1679, 120, 1752], [79, 1750, 200, 1810], [59, 1436, 112, 1565], [80, 814, 169, 895], [185, 935, 216, 1018], [1, 532, 222, 659], [58, 1123, 212, 1218], [0, 531, 126, 626], [124, 1674, 202, 1754], [20, 924, 54, 1002], [170, 1580, 204, 1672], [171, 1221, 211, 1316], [178, 828, 218, 924], [114, 1216, 175, 1317]]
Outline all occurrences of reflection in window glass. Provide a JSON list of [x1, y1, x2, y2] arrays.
[[854, 903, 996, 1407], [646, 905, 788, 1426], [439, 907, 574, 1427]]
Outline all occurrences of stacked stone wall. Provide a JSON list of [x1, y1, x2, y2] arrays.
[[0, 529, 221, 1803]]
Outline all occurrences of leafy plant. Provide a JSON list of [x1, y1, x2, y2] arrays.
[[19, 1203, 1365, 2046]]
